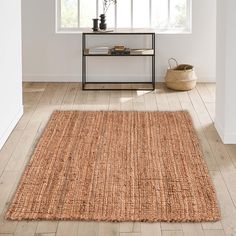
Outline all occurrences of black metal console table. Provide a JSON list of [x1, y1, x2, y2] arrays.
[[82, 30, 156, 91]]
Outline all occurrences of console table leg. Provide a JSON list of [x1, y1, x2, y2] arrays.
[[152, 33, 156, 90], [82, 33, 86, 90]]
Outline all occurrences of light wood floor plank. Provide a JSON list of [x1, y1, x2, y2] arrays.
[[35, 233, 56, 236], [0, 171, 19, 234], [0, 214, 18, 234], [141, 223, 162, 236], [119, 223, 141, 233], [177, 91, 189, 103], [22, 83, 46, 106], [39, 83, 60, 106], [0, 130, 23, 177], [36, 221, 58, 234], [0, 172, 19, 215], [133, 90, 146, 111], [196, 83, 215, 103], [187, 87, 236, 232], [204, 102, 215, 121], [210, 171, 236, 235], [50, 83, 68, 108], [155, 85, 170, 111], [161, 230, 183, 236], [161, 223, 182, 231], [109, 96, 121, 110], [4, 125, 40, 172], [202, 221, 223, 230], [16, 84, 45, 130], [225, 145, 236, 169], [98, 222, 119, 236], [74, 89, 88, 111], [143, 91, 158, 111], [120, 233, 141, 236], [203, 229, 225, 236], [166, 89, 182, 111], [187, 88, 213, 131], [181, 223, 204, 236], [60, 83, 80, 110], [120, 100, 134, 111], [14, 222, 37, 236], [56, 222, 79, 236], [205, 83, 216, 98], [179, 101, 218, 171], [77, 222, 99, 236]]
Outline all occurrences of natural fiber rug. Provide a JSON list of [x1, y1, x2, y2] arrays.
[[6, 111, 220, 222]]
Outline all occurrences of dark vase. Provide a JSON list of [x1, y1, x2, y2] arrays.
[[99, 14, 107, 30], [92, 18, 99, 31]]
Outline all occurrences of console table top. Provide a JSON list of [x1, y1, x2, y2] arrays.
[[82, 29, 155, 35]]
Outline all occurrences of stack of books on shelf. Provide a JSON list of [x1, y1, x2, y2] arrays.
[[88, 47, 110, 55], [130, 49, 154, 55]]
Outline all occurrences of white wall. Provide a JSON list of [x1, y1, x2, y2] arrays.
[[22, 0, 216, 82], [0, 0, 23, 149], [215, 0, 236, 144]]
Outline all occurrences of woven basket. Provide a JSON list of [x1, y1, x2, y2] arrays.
[[165, 58, 197, 91]]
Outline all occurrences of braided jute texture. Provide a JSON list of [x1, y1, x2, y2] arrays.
[[6, 111, 220, 222]]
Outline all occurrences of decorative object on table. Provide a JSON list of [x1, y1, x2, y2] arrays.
[[99, 14, 107, 30], [111, 47, 130, 55], [6, 110, 220, 222], [99, 0, 117, 30], [165, 58, 198, 91], [92, 18, 99, 31], [131, 49, 154, 55], [88, 46, 110, 55], [114, 45, 125, 51]]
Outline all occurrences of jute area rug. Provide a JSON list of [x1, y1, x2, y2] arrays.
[[6, 111, 220, 222]]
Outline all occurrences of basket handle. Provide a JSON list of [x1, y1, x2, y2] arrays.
[[168, 58, 179, 69], [184, 65, 188, 71]]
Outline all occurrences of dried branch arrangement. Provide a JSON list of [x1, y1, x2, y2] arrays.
[[103, 0, 117, 14]]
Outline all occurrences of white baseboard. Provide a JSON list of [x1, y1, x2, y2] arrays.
[[23, 75, 81, 82], [0, 106, 24, 150], [156, 76, 216, 83], [23, 75, 153, 82], [197, 77, 216, 83], [23, 74, 216, 83], [215, 121, 236, 144]]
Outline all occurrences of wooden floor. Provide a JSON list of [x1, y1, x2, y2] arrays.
[[0, 82, 236, 236]]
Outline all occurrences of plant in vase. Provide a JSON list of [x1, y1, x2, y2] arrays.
[[100, 0, 117, 30]]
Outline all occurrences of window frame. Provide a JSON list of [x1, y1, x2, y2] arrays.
[[56, 0, 192, 33]]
